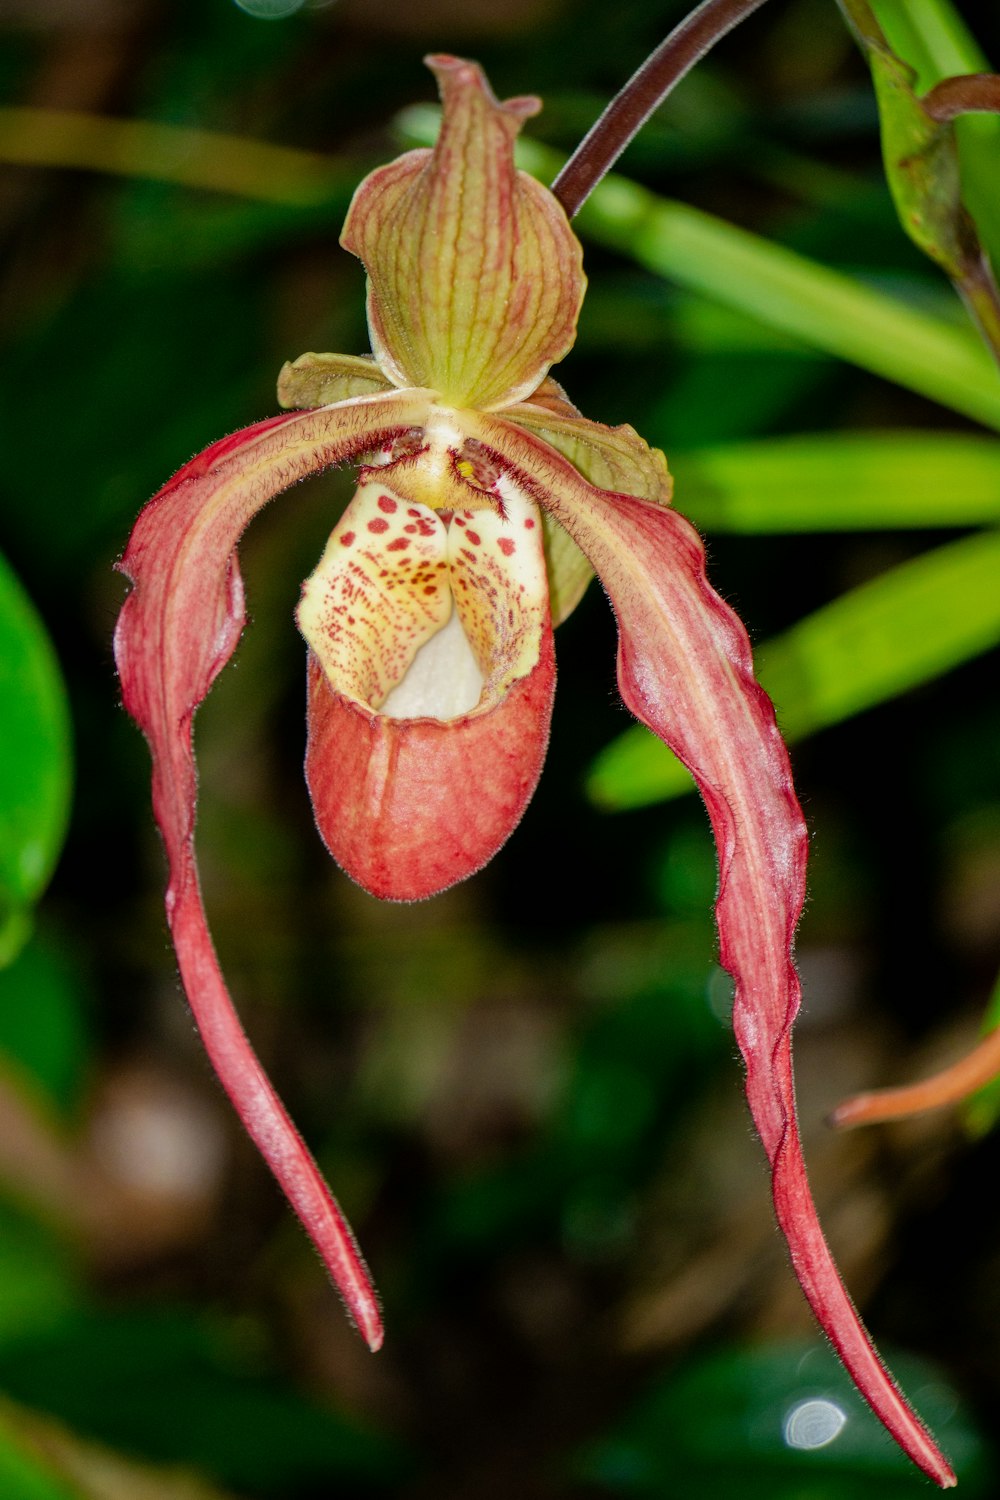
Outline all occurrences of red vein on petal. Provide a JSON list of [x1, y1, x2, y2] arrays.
[[114, 393, 430, 1345], [467, 412, 956, 1489]]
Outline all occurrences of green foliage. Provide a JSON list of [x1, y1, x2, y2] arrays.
[[589, 529, 1000, 808], [0, 555, 72, 967], [0, 1307, 411, 1493], [576, 1341, 994, 1496], [0, 930, 90, 1119]]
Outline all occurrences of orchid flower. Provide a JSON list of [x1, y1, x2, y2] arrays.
[[114, 55, 955, 1487]]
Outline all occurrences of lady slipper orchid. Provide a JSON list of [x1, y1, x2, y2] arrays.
[[115, 55, 954, 1487]]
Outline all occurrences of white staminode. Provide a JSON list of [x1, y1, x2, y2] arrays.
[[381, 606, 485, 720]]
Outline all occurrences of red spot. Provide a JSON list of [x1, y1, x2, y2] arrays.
[[340, 530, 355, 546], [368, 517, 389, 534], [466, 530, 481, 546], [378, 494, 398, 513], [461, 549, 477, 563], [497, 537, 515, 557], [524, 518, 535, 529], [407, 508, 423, 517], [404, 524, 417, 534], [454, 515, 466, 526], [387, 537, 410, 552], [423, 585, 437, 596]]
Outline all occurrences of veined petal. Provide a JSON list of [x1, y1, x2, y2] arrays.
[[278, 352, 395, 409], [505, 403, 673, 504], [298, 482, 554, 901], [114, 390, 431, 1348], [505, 402, 672, 624], [464, 412, 955, 1490], [340, 55, 585, 410]]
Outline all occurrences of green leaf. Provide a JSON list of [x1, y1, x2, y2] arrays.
[[869, 0, 1000, 270], [576, 1341, 993, 1495], [672, 431, 1000, 531], [0, 554, 72, 966], [0, 1409, 77, 1500], [570, 172, 1000, 430], [0, 1306, 411, 1492], [0, 1205, 80, 1352], [0, 931, 91, 1119], [589, 529, 1000, 809], [0, 1397, 233, 1500], [839, 0, 1000, 356], [398, 107, 1000, 430]]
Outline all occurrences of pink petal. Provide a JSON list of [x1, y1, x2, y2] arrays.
[[297, 480, 555, 900], [115, 392, 431, 1347], [465, 412, 955, 1489]]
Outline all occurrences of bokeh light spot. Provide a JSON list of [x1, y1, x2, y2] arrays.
[[783, 1397, 848, 1450], [232, 0, 307, 18]]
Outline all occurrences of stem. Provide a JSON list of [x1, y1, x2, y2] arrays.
[[551, 0, 773, 217]]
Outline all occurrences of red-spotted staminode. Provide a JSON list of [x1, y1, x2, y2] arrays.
[[115, 55, 954, 1487]]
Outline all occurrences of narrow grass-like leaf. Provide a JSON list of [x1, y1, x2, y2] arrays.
[[570, 173, 1000, 430], [399, 107, 1000, 430], [672, 431, 1000, 532], [589, 528, 1000, 809]]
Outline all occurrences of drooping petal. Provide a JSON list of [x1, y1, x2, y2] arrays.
[[340, 55, 585, 410], [115, 391, 431, 1348], [465, 412, 955, 1489], [297, 481, 554, 901]]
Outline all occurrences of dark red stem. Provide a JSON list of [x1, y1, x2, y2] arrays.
[[551, 0, 772, 217]]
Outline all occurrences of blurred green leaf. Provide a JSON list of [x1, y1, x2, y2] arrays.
[[399, 108, 1000, 430], [576, 1341, 993, 1496], [672, 431, 1000, 531], [0, 930, 91, 1119], [0, 553, 72, 966], [0, 1205, 80, 1351], [0, 1411, 77, 1500], [589, 529, 1000, 809], [0, 1306, 411, 1493], [571, 170, 1000, 430], [0, 1396, 233, 1500]]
